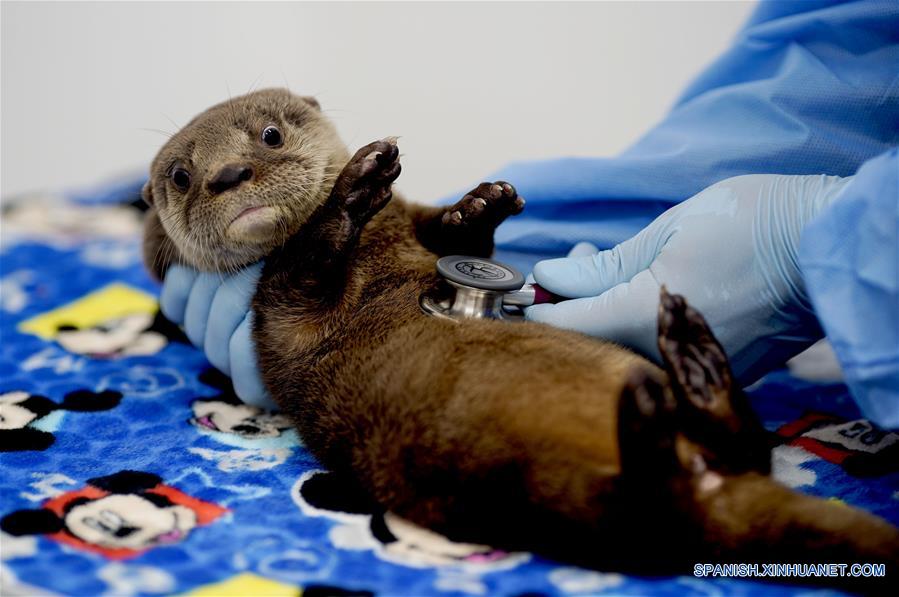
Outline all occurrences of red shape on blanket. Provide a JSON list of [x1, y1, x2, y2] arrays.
[[1, 471, 227, 560], [776, 412, 899, 477]]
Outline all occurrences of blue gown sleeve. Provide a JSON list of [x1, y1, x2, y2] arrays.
[[800, 148, 899, 429], [467, 0, 899, 256]]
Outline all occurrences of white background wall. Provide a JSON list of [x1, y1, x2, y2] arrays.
[[2, 1, 753, 203]]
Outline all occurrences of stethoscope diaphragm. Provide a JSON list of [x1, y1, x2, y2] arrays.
[[420, 255, 560, 321]]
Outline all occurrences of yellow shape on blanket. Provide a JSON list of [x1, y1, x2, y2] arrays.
[[181, 573, 298, 597], [17, 283, 158, 340]]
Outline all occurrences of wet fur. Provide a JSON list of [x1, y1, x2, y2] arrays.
[[144, 89, 899, 588]]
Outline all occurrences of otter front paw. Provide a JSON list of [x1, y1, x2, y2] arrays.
[[442, 181, 525, 230], [331, 138, 402, 224]]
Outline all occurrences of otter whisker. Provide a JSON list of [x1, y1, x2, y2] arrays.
[[138, 128, 175, 139], [225, 83, 238, 128], [161, 113, 181, 132], [247, 74, 263, 97]]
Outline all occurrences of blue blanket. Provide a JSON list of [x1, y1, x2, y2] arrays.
[[2, 186, 898, 597]]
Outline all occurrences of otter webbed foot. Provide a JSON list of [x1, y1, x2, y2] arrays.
[[618, 367, 681, 481], [657, 287, 773, 475], [330, 138, 402, 226], [618, 288, 772, 497], [657, 288, 733, 414]]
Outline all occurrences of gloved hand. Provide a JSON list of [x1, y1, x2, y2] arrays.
[[160, 262, 273, 408], [526, 174, 853, 384]]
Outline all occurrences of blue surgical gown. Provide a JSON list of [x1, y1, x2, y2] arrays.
[[463, 0, 899, 427]]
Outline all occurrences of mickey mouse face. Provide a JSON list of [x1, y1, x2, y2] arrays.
[[56, 313, 166, 359], [295, 471, 528, 571], [0, 389, 122, 452], [0, 392, 39, 429], [190, 400, 292, 439], [373, 511, 513, 567], [64, 493, 197, 550]]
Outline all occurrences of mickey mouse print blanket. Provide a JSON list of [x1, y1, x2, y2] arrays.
[[2, 182, 898, 596]]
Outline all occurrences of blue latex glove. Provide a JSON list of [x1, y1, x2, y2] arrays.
[[526, 173, 852, 386], [160, 263, 273, 408]]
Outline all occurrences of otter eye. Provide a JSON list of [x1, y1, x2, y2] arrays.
[[170, 168, 191, 192], [261, 126, 282, 147]]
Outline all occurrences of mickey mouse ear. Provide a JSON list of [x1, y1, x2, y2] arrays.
[[1, 508, 64, 536], [198, 368, 231, 391], [300, 471, 377, 515], [0, 428, 56, 452], [197, 368, 242, 404], [87, 470, 161, 494], [60, 389, 123, 412]]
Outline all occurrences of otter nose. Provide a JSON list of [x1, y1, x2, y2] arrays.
[[207, 164, 254, 195]]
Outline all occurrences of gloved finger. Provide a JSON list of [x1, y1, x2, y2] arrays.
[[204, 263, 264, 374], [532, 225, 665, 299], [183, 272, 224, 349], [230, 312, 275, 409], [567, 241, 599, 258], [526, 267, 663, 362], [160, 265, 199, 325]]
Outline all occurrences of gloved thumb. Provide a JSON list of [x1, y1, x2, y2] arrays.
[[526, 267, 663, 362], [566, 241, 599, 258], [526, 242, 597, 285], [532, 227, 662, 299]]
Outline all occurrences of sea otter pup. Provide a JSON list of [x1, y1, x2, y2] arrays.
[[142, 89, 898, 581]]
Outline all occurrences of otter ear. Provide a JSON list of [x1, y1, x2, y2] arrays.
[[302, 96, 321, 111], [141, 181, 154, 207], [143, 205, 181, 281]]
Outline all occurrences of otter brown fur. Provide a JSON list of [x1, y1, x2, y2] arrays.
[[143, 89, 899, 584]]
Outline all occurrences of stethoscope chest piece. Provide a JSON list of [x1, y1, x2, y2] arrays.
[[420, 255, 544, 321]]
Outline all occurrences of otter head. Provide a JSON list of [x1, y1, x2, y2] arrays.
[[143, 88, 349, 276]]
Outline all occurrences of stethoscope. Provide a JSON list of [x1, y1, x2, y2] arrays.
[[419, 255, 560, 321]]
